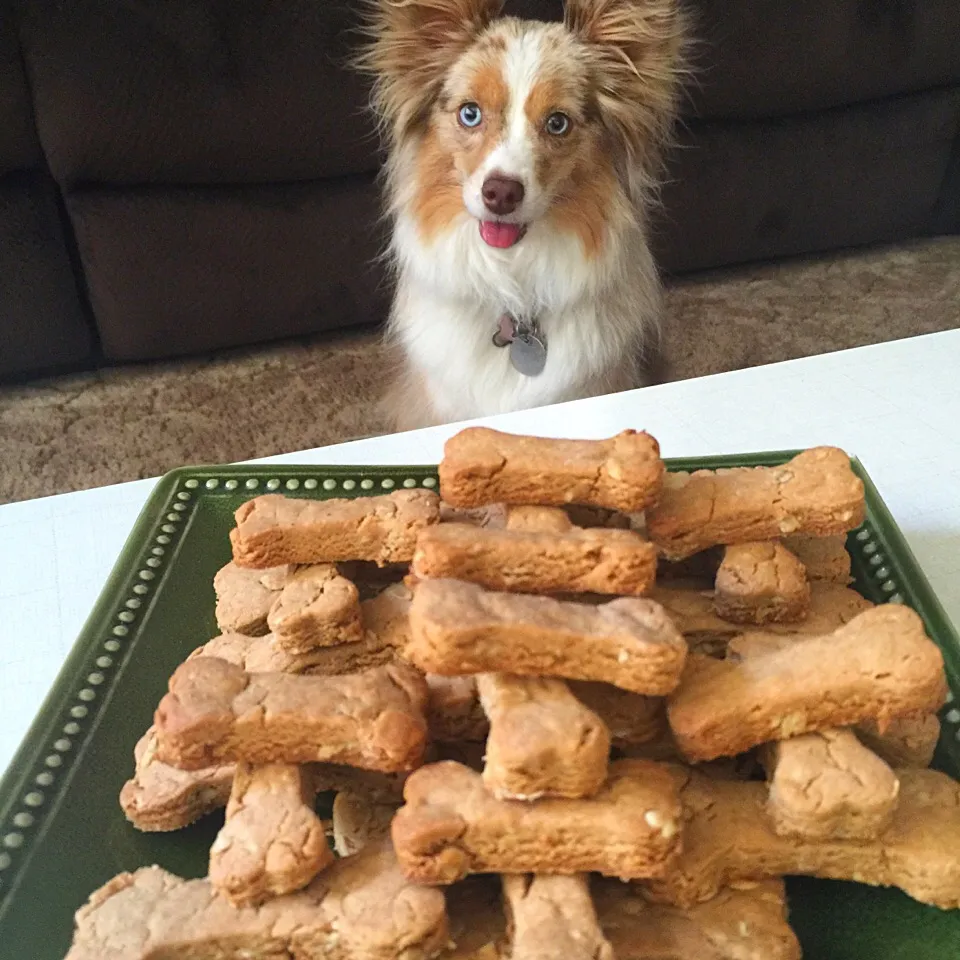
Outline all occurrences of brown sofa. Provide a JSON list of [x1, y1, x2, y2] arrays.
[[3, 0, 959, 380]]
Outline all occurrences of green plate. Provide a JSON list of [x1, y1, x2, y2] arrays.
[[0, 454, 957, 960]]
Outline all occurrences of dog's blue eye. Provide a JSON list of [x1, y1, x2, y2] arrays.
[[458, 102, 483, 128], [545, 112, 571, 136]]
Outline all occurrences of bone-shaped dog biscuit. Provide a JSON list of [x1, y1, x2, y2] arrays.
[[408, 579, 687, 695], [231, 489, 440, 568], [477, 674, 611, 800], [728, 629, 903, 839], [647, 447, 864, 559], [121, 589, 413, 832], [314, 838, 450, 959], [714, 542, 811, 625], [595, 877, 801, 960], [65, 841, 448, 960], [667, 605, 946, 761], [65, 866, 325, 960], [391, 759, 682, 883], [439, 427, 664, 512], [209, 762, 332, 906], [267, 563, 363, 652], [412, 522, 657, 596], [503, 874, 614, 960], [121, 629, 293, 835], [762, 729, 900, 841], [155, 658, 428, 771], [642, 768, 960, 910], [213, 561, 295, 636], [730, 631, 902, 841], [119, 726, 235, 832]]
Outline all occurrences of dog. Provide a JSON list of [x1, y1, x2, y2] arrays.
[[361, 0, 688, 431]]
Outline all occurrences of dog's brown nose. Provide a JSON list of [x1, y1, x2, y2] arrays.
[[482, 176, 525, 216]]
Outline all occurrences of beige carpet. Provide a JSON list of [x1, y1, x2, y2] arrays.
[[2, 237, 958, 505]]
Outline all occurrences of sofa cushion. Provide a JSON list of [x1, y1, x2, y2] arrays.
[[0, 173, 93, 378], [652, 87, 960, 274], [686, 0, 960, 119], [509, 1, 960, 119], [19, 0, 377, 187], [66, 177, 387, 361], [0, 4, 41, 174]]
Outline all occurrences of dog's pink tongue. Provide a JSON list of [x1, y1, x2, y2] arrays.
[[480, 221, 523, 248]]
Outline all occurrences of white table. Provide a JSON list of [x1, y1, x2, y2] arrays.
[[2, 330, 959, 776]]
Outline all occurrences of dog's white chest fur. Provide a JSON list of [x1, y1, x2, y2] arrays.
[[389, 210, 660, 424]]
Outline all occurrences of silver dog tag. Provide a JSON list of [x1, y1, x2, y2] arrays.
[[510, 330, 547, 377]]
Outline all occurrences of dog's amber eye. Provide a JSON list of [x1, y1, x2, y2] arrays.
[[457, 102, 483, 129], [545, 112, 571, 136]]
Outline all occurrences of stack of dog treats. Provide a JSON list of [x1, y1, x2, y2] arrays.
[[65, 428, 959, 960]]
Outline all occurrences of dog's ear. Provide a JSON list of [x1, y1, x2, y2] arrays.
[[359, 0, 505, 141], [564, 0, 688, 182]]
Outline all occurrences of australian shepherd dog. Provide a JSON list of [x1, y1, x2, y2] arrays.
[[360, 0, 688, 430]]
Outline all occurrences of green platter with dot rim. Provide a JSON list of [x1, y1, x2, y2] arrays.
[[0, 454, 957, 960]]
